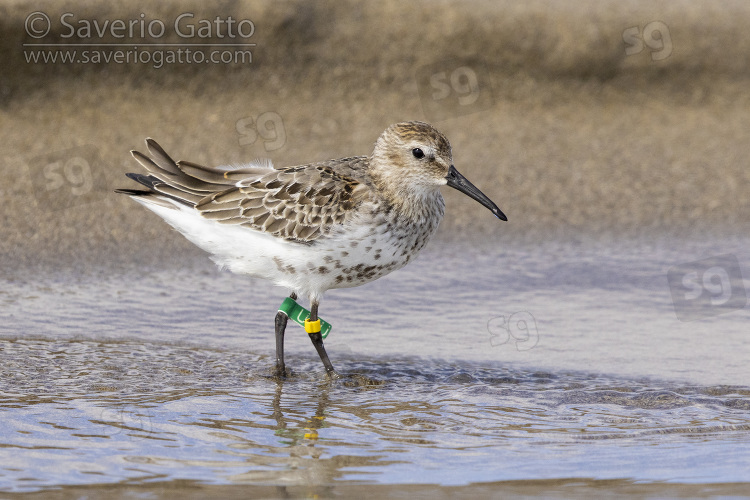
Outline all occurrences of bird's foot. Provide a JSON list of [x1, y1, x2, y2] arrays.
[[272, 363, 290, 379]]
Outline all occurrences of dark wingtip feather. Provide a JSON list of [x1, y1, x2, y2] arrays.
[[115, 173, 159, 195], [124, 172, 160, 189], [116, 172, 197, 207], [114, 188, 152, 196]]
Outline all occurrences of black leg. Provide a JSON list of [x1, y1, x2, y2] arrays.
[[274, 312, 288, 376], [274, 292, 296, 377], [308, 301, 339, 377]]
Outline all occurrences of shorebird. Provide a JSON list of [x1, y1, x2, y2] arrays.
[[116, 121, 506, 377]]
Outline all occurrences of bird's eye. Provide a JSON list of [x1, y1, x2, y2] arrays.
[[412, 148, 424, 159]]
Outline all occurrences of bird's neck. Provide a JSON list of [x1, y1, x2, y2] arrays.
[[369, 170, 445, 224]]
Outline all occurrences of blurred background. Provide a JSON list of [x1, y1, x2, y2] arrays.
[[1, 0, 749, 273], [2, 3, 750, 494]]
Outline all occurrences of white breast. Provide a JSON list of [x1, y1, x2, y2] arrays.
[[133, 195, 443, 302]]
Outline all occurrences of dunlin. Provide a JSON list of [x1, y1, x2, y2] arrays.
[[116, 121, 506, 377]]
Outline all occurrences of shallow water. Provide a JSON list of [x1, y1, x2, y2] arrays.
[[1, 237, 750, 494]]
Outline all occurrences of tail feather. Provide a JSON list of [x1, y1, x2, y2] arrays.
[[116, 139, 272, 208], [152, 184, 204, 205], [143, 138, 182, 176], [115, 172, 197, 207], [113, 173, 159, 196], [125, 172, 159, 189]]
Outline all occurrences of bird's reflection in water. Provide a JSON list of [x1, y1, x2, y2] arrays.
[[271, 378, 331, 446]]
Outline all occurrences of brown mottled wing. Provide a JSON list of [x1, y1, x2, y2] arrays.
[[120, 139, 369, 243], [196, 158, 369, 242]]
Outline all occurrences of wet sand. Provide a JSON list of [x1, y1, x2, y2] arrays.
[[2, 0, 750, 272], [11, 480, 750, 500]]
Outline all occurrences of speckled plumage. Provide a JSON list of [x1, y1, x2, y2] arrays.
[[117, 121, 505, 375]]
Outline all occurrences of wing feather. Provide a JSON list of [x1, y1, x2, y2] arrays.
[[120, 139, 370, 242]]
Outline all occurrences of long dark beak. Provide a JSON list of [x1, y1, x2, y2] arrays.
[[446, 165, 507, 221]]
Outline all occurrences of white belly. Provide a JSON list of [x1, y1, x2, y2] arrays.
[[135, 198, 441, 301]]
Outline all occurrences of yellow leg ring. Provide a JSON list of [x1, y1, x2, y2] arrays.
[[304, 318, 321, 334]]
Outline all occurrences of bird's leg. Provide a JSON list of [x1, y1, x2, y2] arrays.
[[274, 292, 297, 377], [307, 301, 339, 377]]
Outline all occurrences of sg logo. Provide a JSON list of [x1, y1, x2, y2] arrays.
[[488, 311, 539, 351], [668, 254, 747, 321], [623, 21, 673, 61], [28, 145, 107, 212], [236, 111, 287, 151], [416, 59, 494, 122], [43, 157, 94, 196], [97, 406, 154, 438], [430, 66, 481, 106]]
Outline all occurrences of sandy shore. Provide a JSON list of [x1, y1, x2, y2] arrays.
[[12, 479, 750, 499], [2, 0, 750, 272]]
